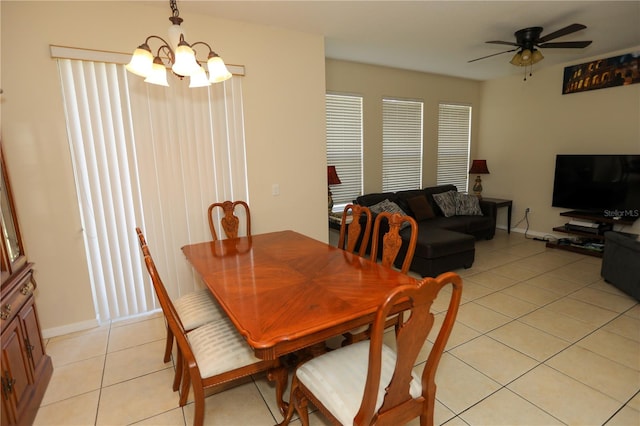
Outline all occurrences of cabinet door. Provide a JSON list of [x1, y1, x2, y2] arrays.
[[1, 317, 33, 424], [18, 297, 46, 376]]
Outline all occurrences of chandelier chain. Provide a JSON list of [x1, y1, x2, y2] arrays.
[[170, 0, 180, 18]]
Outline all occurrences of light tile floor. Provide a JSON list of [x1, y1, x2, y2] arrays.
[[35, 231, 640, 425]]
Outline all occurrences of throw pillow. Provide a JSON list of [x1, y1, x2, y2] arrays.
[[407, 195, 435, 221], [432, 191, 457, 217], [368, 199, 410, 229], [456, 193, 483, 216]]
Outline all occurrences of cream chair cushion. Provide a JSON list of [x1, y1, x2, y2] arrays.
[[295, 340, 422, 425], [187, 318, 262, 378], [174, 289, 224, 331]]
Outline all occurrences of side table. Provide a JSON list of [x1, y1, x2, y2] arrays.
[[481, 197, 513, 233]]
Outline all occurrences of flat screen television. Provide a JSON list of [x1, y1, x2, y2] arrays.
[[552, 154, 640, 219]]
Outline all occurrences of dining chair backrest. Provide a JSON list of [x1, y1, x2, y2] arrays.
[[338, 204, 373, 257], [370, 211, 418, 274], [208, 200, 251, 240], [281, 272, 463, 426], [136, 228, 188, 343]]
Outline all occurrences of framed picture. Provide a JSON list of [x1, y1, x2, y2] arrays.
[[562, 51, 639, 94]]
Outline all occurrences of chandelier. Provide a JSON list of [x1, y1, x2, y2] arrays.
[[125, 0, 231, 88]]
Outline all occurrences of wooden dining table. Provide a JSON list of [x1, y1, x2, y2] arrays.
[[181, 230, 419, 362]]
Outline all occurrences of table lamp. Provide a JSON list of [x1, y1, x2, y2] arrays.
[[327, 165, 341, 212], [469, 160, 490, 199]]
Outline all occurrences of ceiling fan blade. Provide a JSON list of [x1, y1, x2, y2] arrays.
[[537, 23, 587, 43], [538, 40, 593, 49], [486, 40, 520, 47], [468, 48, 518, 63]]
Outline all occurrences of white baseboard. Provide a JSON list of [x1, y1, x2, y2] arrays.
[[42, 319, 100, 339], [41, 309, 163, 339], [501, 225, 560, 240]]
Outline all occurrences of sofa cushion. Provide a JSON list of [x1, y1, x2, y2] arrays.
[[401, 226, 474, 259], [407, 195, 435, 221], [432, 191, 457, 217], [356, 192, 397, 207], [455, 193, 483, 216]]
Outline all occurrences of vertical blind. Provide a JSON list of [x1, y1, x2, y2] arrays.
[[382, 98, 423, 192], [326, 93, 363, 207], [57, 55, 248, 322], [437, 103, 472, 192]]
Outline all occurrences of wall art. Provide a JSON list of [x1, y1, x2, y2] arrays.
[[562, 51, 639, 94]]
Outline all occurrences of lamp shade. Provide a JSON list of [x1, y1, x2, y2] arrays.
[[172, 42, 200, 77], [144, 58, 169, 87], [327, 166, 342, 185], [189, 66, 211, 88], [469, 160, 490, 174], [207, 55, 233, 83], [126, 45, 154, 77]]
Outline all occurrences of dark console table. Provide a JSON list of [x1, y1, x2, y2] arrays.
[[481, 198, 513, 233]]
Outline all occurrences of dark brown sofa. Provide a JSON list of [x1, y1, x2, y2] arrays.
[[355, 185, 496, 277]]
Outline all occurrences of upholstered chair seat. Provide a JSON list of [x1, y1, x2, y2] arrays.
[[295, 341, 422, 425]]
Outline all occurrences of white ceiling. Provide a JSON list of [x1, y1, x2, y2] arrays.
[[170, 1, 640, 81]]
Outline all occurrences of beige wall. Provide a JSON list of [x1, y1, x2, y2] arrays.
[[1, 1, 327, 335], [326, 59, 482, 194], [478, 47, 640, 236]]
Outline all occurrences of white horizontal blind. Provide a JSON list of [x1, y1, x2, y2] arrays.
[[437, 103, 472, 192], [326, 93, 363, 207], [382, 98, 423, 192]]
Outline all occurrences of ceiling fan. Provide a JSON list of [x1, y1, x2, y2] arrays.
[[468, 23, 592, 67]]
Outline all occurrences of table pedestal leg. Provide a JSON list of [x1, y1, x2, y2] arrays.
[[268, 365, 289, 416]]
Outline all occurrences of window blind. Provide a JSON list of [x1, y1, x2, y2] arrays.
[[437, 103, 472, 192], [56, 51, 247, 322], [326, 93, 363, 208], [382, 98, 423, 192]]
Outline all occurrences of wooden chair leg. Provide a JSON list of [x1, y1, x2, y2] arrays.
[[179, 358, 191, 407], [173, 348, 183, 392], [293, 386, 310, 426], [191, 375, 206, 426], [164, 325, 174, 363], [267, 365, 289, 416], [277, 375, 299, 426]]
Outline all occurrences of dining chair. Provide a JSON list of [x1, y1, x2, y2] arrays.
[[338, 204, 373, 257], [207, 200, 251, 240], [136, 229, 225, 390], [342, 211, 418, 346], [136, 228, 287, 426], [279, 272, 463, 426]]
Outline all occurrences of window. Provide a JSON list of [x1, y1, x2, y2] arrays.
[[437, 103, 472, 192], [382, 98, 423, 192], [326, 93, 363, 209]]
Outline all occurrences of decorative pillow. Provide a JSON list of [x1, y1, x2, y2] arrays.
[[368, 199, 410, 229], [407, 195, 435, 221], [432, 191, 457, 217], [456, 193, 483, 216]]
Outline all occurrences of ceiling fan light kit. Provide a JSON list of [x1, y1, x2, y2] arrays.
[[469, 23, 592, 81]]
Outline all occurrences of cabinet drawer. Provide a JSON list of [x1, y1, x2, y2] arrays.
[[0, 271, 35, 332]]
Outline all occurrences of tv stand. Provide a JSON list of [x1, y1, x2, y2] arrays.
[[546, 210, 637, 258]]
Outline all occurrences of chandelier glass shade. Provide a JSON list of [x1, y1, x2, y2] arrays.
[[126, 0, 232, 87]]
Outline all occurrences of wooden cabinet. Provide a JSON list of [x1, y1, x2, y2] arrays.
[[1, 145, 53, 425]]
